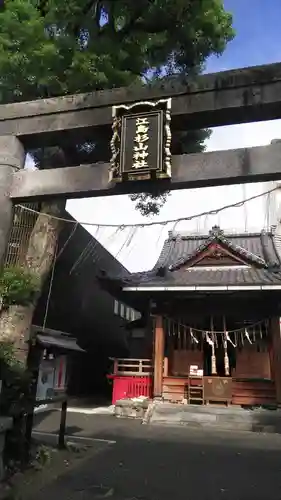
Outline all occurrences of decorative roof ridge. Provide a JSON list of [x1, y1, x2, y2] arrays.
[[168, 227, 273, 241], [169, 226, 267, 271], [260, 230, 281, 269], [272, 231, 281, 267]]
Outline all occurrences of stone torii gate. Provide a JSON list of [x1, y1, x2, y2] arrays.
[[1, 61, 281, 263]]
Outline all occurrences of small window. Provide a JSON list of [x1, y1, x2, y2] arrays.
[[131, 309, 136, 321], [130, 308, 135, 321], [126, 307, 131, 321], [114, 300, 119, 315], [120, 303, 125, 318]]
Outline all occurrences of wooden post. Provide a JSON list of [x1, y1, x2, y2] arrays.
[[113, 359, 118, 375], [153, 316, 165, 399], [270, 317, 281, 404], [163, 357, 168, 377], [24, 343, 42, 463], [0, 136, 25, 266], [58, 399, 67, 449]]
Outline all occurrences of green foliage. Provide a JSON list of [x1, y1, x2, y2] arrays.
[[130, 191, 171, 217], [35, 445, 52, 466], [0, 0, 234, 101], [0, 343, 22, 369], [0, 343, 31, 415], [0, 0, 234, 214], [0, 359, 31, 419], [0, 342, 33, 463], [0, 267, 40, 307]]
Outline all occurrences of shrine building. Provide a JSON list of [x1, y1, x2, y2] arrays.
[[101, 225, 281, 407]]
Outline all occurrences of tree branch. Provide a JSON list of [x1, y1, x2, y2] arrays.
[[117, 0, 158, 37], [94, 0, 103, 29], [119, 15, 143, 37], [37, 0, 49, 17], [71, 0, 102, 38], [107, 1, 116, 34]]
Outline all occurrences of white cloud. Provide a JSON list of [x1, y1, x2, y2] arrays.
[[207, 120, 281, 151]]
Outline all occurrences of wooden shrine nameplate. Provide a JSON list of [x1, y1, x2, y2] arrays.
[[109, 98, 172, 183]]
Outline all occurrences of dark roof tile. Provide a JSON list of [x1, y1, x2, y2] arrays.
[[120, 227, 281, 288], [123, 267, 281, 288]]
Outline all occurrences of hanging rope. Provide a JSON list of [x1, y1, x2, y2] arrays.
[[56, 222, 78, 261], [225, 331, 237, 347], [41, 223, 78, 331], [164, 315, 268, 335], [223, 316, 229, 376], [210, 316, 217, 375], [205, 332, 214, 345], [245, 329, 253, 344], [190, 328, 199, 344], [42, 244, 58, 331], [165, 315, 268, 352], [16, 185, 280, 229]]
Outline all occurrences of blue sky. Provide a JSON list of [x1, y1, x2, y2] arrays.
[[67, 0, 281, 272], [208, 0, 281, 71]]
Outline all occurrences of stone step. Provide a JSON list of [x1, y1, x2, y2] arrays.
[[153, 403, 277, 416], [150, 419, 280, 434], [148, 403, 281, 434]]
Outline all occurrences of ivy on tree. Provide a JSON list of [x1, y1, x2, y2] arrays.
[[0, 0, 234, 214], [0, 266, 39, 462], [0, 267, 40, 308]]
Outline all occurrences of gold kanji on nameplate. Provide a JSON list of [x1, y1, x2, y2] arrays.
[[109, 98, 172, 182]]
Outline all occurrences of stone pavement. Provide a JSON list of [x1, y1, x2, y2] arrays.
[[148, 402, 281, 433], [32, 410, 281, 500]]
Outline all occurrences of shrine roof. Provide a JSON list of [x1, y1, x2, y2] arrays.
[[99, 226, 281, 289], [154, 226, 280, 269], [118, 266, 281, 288]]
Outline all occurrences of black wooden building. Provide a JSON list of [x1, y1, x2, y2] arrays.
[[7, 206, 135, 400]]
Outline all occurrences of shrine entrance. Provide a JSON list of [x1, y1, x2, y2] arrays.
[[0, 59, 281, 410], [160, 308, 272, 406], [164, 313, 269, 376], [203, 334, 235, 378]]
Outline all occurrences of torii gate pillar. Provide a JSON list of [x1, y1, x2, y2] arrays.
[[0, 136, 25, 265]]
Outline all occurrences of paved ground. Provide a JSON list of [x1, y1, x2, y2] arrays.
[[33, 409, 281, 499]]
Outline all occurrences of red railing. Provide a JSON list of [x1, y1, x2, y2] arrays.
[[127, 376, 152, 399], [108, 358, 153, 404], [108, 375, 152, 404], [112, 358, 152, 376]]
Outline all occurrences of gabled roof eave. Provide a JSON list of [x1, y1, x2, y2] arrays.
[[168, 230, 267, 271]]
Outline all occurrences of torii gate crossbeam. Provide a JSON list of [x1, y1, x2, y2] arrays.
[[10, 143, 281, 201], [0, 62, 281, 146], [1, 61, 281, 262]]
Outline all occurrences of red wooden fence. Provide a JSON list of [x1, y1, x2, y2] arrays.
[[108, 375, 152, 404], [108, 359, 153, 404]]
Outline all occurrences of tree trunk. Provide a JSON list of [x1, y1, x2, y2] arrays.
[[0, 199, 64, 362], [25, 199, 62, 278], [0, 305, 35, 362], [0, 146, 69, 360]]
